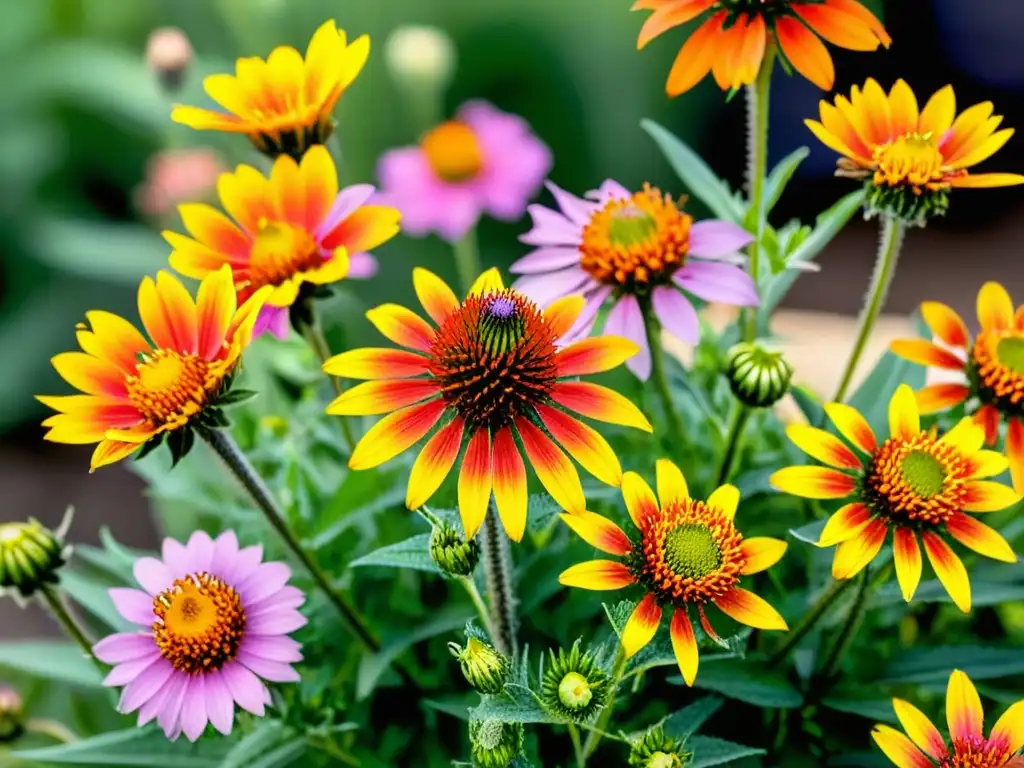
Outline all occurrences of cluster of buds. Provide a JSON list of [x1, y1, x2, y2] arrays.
[[469, 718, 523, 768], [628, 724, 692, 767], [430, 522, 480, 577], [539, 641, 608, 723], [0, 512, 70, 603], [724, 342, 793, 409], [449, 637, 509, 695]]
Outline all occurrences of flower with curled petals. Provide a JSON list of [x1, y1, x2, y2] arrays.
[[558, 459, 788, 686], [771, 385, 1019, 612], [872, 669, 1024, 768], [892, 282, 1024, 495], [632, 0, 890, 96], [321, 267, 652, 541], [93, 530, 307, 742]]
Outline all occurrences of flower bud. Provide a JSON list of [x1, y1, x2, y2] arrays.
[[0, 686, 23, 743], [430, 522, 480, 577], [146, 27, 193, 92], [449, 637, 508, 695], [540, 642, 608, 723], [469, 718, 523, 768], [865, 182, 949, 228], [628, 725, 692, 768], [725, 342, 793, 408], [0, 514, 69, 601], [384, 25, 456, 96]]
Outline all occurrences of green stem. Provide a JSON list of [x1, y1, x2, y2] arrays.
[[198, 426, 380, 654], [815, 570, 870, 684], [581, 645, 627, 761], [832, 215, 906, 402], [767, 578, 854, 668], [744, 42, 776, 342], [644, 302, 685, 441], [716, 404, 752, 485], [453, 228, 481, 295], [568, 723, 585, 768], [295, 304, 356, 452], [39, 584, 105, 677], [459, 575, 500, 649], [26, 718, 78, 744], [480, 506, 518, 661]]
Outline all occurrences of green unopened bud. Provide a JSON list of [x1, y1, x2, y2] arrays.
[[469, 718, 523, 768], [0, 686, 23, 743], [449, 637, 508, 694], [628, 725, 691, 767], [725, 342, 793, 408], [0, 511, 71, 601], [430, 522, 480, 577], [540, 641, 608, 723]]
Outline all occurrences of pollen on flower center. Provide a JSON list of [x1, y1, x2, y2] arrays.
[[940, 736, 1011, 768], [127, 350, 213, 425], [864, 432, 967, 525], [153, 572, 246, 674], [872, 133, 947, 191], [970, 331, 1024, 416], [579, 184, 692, 294], [249, 220, 325, 290], [422, 121, 483, 183], [900, 450, 947, 498], [557, 672, 593, 710], [996, 336, 1024, 374], [663, 524, 723, 580], [428, 290, 558, 430]]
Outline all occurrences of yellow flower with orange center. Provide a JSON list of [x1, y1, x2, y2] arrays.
[[806, 79, 1024, 224], [559, 460, 788, 686], [771, 385, 1019, 612], [171, 20, 369, 158], [38, 267, 270, 471], [322, 268, 653, 541], [892, 282, 1024, 495], [872, 670, 1024, 768]]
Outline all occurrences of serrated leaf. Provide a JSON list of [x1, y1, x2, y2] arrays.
[[0, 641, 103, 687], [682, 658, 803, 708], [12, 726, 229, 765], [348, 533, 438, 574], [881, 646, 1024, 684], [664, 695, 725, 738], [689, 735, 767, 767], [469, 684, 563, 724]]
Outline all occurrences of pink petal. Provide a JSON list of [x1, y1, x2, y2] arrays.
[[675, 261, 759, 307], [238, 562, 292, 604], [239, 651, 301, 683], [248, 585, 306, 615], [513, 267, 592, 308], [211, 531, 240, 581], [510, 247, 582, 275], [138, 674, 178, 727], [161, 538, 190, 578], [222, 661, 268, 716], [247, 608, 308, 635], [587, 179, 631, 202], [545, 181, 597, 226], [560, 286, 612, 345], [179, 676, 209, 742], [185, 531, 215, 574], [652, 285, 700, 344], [253, 305, 290, 340], [109, 588, 156, 627], [119, 658, 174, 713], [93, 633, 157, 665], [519, 204, 581, 246], [688, 220, 754, 258], [133, 557, 174, 596], [604, 294, 650, 380], [104, 654, 163, 688], [314, 184, 376, 241], [242, 636, 303, 663], [156, 674, 188, 738], [228, 545, 265, 585], [204, 673, 236, 736], [347, 252, 379, 279]]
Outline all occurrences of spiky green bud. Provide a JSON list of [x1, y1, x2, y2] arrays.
[[725, 342, 793, 408], [540, 641, 609, 723], [449, 637, 509, 695], [469, 719, 523, 768], [628, 725, 692, 767], [430, 522, 480, 577], [0, 686, 24, 743], [865, 183, 948, 228], [0, 511, 71, 601]]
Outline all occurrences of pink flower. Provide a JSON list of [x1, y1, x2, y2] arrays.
[[511, 180, 758, 380], [93, 531, 307, 741], [135, 148, 225, 217], [376, 100, 552, 242]]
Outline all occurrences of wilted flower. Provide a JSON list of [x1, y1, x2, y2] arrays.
[[430, 522, 480, 577], [539, 642, 608, 723], [725, 342, 793, 408], [93, 530, 307, 741], [629, 724, 692, 767], [449, 637, 509, 695], [145, 27, 192, 92], [0, 512, 70, 600], [135, 148, 225, 217], [469, 719, 524, 768]]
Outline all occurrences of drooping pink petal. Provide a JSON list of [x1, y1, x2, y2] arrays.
[[179, 676, 209, 742], [652, 285, 700, 344], [203, 673, 236, 736], [105, 655, 164, 688], [155, 674, 188, 738], [119, 658, 174, 713], [253, 305, 290, 340], [561, 286, 612, 344], [314, 184, 376, 240], [222, 661, 269, 716], [604, 293, 651, 380]]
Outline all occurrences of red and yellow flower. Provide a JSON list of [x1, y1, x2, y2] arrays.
[[771, 385, 1019, 612], [171, 20, 369, 157], [807, 80, 1024, 223], [322, 268, 652, 541], [872, 669, 1024, 768], [38, 267, 270, 471], [165, 145, 400, 338], [559, 460, 788, 685], [632, 0, 890, 96], [892, 282, 1024, 495]]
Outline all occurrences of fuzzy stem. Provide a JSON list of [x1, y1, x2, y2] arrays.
[[581, 645, 628, 761], [295, 304, 356, 452], [459, 575, 501, 648], [743, 41, 776, 342], [644, 301, 685, 440], [39, 584, 105, 677], [568, 724, 585, 768], [481, 506, 518, 661], [832, 215, 906, 402], [766, 578, 855, 668], [453, 228, 482, 295], [716, 403, 752, 485]]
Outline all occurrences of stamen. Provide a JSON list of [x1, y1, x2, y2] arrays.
[[153, 572, 246, 674]]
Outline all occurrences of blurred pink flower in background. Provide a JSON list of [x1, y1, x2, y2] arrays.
[[135, 148, 225, 217]]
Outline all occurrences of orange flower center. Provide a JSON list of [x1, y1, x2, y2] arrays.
[[630, 498, 743, 605], [872, 133, 948, 192], [248, 219, 325, 292], [428, 290, 558, 430], [422, 121, 483, 183], [127, 350, 220, 427], [971, 331, 1024, 416], [579, 185, 692, 293], [863, 429, 969, 525], [153, 572, 246, 674], [940, 736, 1012, 768]]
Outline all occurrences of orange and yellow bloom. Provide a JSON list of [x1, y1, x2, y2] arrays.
[[807, 80, 1024, 223], [38, 267, 270, 471], [323, 268, 652, 541], [633, 0, 890, 96], [559, 460, 788, 685], [165, 145, 400, 339], [171, 20, 368, 157], [872, 670, 1024, 768], [772, 385, 1019, 612]]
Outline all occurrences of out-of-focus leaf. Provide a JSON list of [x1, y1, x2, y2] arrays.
[[60, 569, 129, 631], [219, 722, 288, 768], [0, 641, 103, 688], [821, 690, 898, 723], [874, 579, 1024, 608], [349, 533, 438, 574], [683, 658, 803, 708], [689, 735, 766, 767], [664, 695, 724, 738], [28, 219, 168, 284], [245, 738, 308, 768], [788, 520, 825, 545], [790, 384, 825, 426], [12, 726, 229, 765], [882, 646, 1024, 683], [848, 351, 925, 437]]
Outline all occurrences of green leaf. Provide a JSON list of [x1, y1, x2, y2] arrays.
[[60, 569, 129, 631], [821, 690, 898, 723], [788, 520, 825, 545], [764, 147, 810, 215], [641, 119, 744, 223], [219, 721, 287, 768], [874, 579, 1024, 608], [664, 695, 724, 738], [469, 684, 563, 724], [689, 735, 767, 767], [217, 389, 260, 406], [790, 384, 825, 427], [348, 533, 438, 574], [245, 738, 308, 768], [848, 350, 925, 437], [685, 658, 803, 708], [882, 646, 1024, 683], [12, 727, 230, 765], [0, 641, 103, 687], [28, 219, 169, 285]]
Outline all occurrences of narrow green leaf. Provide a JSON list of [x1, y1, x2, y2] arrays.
[[821, 691, 898, 723], [764, 147, 810, 214], [219, 721, 287, 768], [789, 384, 825, 427], [683, 658, 803, 708], [788, 520, 825, 545], [882, 646, 1024, 683], [664, 695, 724, 738], [60, 569, 130, 631], [689, 735, 767, 767], [348, 533, 438, 574], [245, 738, 307, 768], [874, 579, 1024, 608], [12, 727, 229, 765], [0, 641, 103, 687]]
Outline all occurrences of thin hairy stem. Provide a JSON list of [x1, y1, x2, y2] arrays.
[[39, 584, 105, 677], [644, 302, 685, 441], [568, 723, 585, 768], [581, 645, 628, 760], [295, 304, 356, 452], [744, 42, 776, 341], [481, 506, 518, 660], [716, 404, 752, 485], [459, 575, 500, 647]]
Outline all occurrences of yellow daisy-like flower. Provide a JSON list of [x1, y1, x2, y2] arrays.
[[38, 267, 271, 471], [806, 79, 1024, 224], [892, 282, 1024, 495], [171, 20, 369, 158], [558, 460, 788, 686], [771, 385, 1019, 612], [165, 145, 400, 337], [872, 669, 1024, 768]]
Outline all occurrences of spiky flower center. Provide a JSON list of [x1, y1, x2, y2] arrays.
[[422, 120, 483, 183], [153, 572, 246, 674], [632, 498, 743, 605], [864, 430, 968, 525], [428, 290, 558, 430], [872, 133, 948, 192], [557, 672, 593, 710], [249, 219, 325, 291], [127, 350, 222, 427], [579, 184, 692, 294], [970, 330, 1024, 417], [940, 735, 1012, 767]]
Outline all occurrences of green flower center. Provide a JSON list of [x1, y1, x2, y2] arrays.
[[647, 753, 682, 768], [900, 450, 947, 499], [557, 672, 593, 711], [0, 524, 23, 545], [996, 337, 1024, 374], [663, 524, 722, 580], [608, 206, 658, 247]]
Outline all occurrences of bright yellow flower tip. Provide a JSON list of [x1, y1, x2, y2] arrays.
[[38, 267, 271, 471], [872, 669, 1024, 767], [171, 20, 370, 158], [773, 384, 1020, 611], [559, 459, 787, 687], [165, 146, 400, 319], [324, 268, 647, 541], [806, 79, 1024, 223]]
